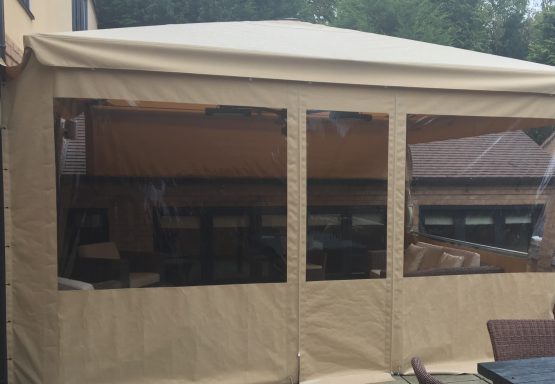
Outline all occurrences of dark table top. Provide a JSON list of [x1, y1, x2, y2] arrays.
[[478, 357, 555, 384]]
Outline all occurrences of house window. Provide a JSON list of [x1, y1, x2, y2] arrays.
[[422, 214, 455, 239], [464, 213, 496, 247], [17, 0, 34, 19], [419, 206, 541, 253], [153, 207, 287, 286], [72, 0, 88, 31]]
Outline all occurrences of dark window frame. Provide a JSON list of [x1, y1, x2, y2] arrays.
[[17, 0, 34, 20], [419, 204, 543, 252], [72, 0, 88, 31], [153, 205, 287, 286]]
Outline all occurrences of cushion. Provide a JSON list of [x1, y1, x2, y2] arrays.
[[438, 252, 464, 268], [404, 244, 425, 273], [465, 253, 480, 267], [416, 242, 444, 270], [58, 277, 94, 291], [129, 272, 160, 288], [456, 250, 480, 267]]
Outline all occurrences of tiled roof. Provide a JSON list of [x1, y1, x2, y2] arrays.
[[410, 131, 554, 180]]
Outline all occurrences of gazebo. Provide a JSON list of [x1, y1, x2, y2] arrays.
[[5, 20, 555, 384]]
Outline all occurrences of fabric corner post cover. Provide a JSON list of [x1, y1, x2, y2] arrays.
[[5, 55, 60, 384]]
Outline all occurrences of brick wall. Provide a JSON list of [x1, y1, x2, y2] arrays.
[[4, 36, 23, 66]]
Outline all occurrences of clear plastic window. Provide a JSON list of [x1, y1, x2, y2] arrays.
[[406, 114, 555, 276], [306, 110, 388, 281], [55, 99, 287, 289]]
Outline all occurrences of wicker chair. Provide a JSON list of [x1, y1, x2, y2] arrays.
[[411, 357, 444, 384], [487, 319, 555, 361]]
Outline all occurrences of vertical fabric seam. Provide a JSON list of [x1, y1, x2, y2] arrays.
[[296, 87, 305, 383]]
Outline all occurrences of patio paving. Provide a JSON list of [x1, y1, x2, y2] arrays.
[[376, 374, 492, 383]]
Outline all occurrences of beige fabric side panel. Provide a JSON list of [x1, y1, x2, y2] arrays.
[[288, 83, 302, 381], [2, 75, 14, 384], [6, 57, 59, 383], [54, 68, 289, 106], [296, 96, 306, 382], [54, 69, 555, 121], [401, 89, 555, 119], [403, 89, 555, 146], [300, 281, 391, 384], [52, 72, 300, 383], [400, 274, 555, 374], [59, 285, 296, 384], [389, 99, 406, 374], [299, 85, 394, 383]]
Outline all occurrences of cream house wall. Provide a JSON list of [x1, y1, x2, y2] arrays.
[[5, 0, 96, 65], [87, 0, 97, 30]]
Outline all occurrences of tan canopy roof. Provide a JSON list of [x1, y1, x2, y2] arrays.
[[24, 20, 555, 94]]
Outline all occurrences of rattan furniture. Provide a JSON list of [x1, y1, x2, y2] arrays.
[[478, 356, 555, 384], [487, 320, 555, 361], [411, 357, 445, 384]]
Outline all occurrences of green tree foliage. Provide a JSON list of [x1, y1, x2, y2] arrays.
[[527, 126, 555, 144], [334, 0, 404, 36], [483, 0, 531, 58], [95, 0, 555, 64], [334, 0, 529, 57], [334, 0, 486, 49], [300, 0, 337, 24], [399, 0, 490, 50], [528, 5, 555, 64], [95, 0, 306, 28], [426, 0, 490, 51]]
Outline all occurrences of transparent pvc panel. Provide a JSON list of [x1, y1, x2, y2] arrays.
[[306, 110, 388, 281], [406, 114, 555, 276], [55, 99, 287, 289]]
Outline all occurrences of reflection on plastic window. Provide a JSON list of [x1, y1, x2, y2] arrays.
[[159, 216, 200, 229], [352, 213, 385, 226], [213, 215, 250, 228], [261, 214, 286, 228], [465, 214, 494, 225], [505, 213, 532, 224], [55, 99, 287, 290], [424, 215, 454, 226], [308, 214, 342, 226], [306, 110, 389, 281], [407, 113, 555, 276]]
